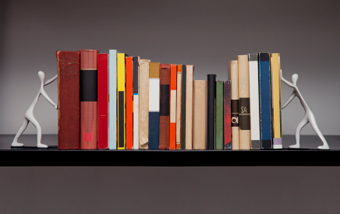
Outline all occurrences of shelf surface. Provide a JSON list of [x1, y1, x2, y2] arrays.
[[1, 135, 340, 166]]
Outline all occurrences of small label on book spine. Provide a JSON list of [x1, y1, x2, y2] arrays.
[[239, 98, 250, 130], [231, 100, 239, 127]]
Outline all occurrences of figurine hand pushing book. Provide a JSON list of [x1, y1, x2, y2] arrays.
[[12, 71, 58, 148], [280, 70, 329, 149]]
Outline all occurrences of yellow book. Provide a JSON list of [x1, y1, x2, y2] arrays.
[[117, 53, 126, 150], [271, 53, 282, 149]]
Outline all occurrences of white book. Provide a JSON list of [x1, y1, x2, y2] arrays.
[[185, 65, 194, 150], [108, 49, 117, 149]]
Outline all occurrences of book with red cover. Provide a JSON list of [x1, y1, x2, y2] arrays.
[[126, 56, 133, 150], [159, 64, 171, 150], [57, 51, 80, 150], [224, 80, 232, 149], [80, 49, 98, 150], [169, 64, 177, 150], [98, 53, 108, 149]]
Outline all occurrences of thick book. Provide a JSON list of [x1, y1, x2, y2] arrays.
[[126, 56, 133, 150], [57, 51, 80, 150], [185, 65, 194, 150], [149, 62, 160, 150], [108, 49, 117, 149], [133, 57, 140, 150], [215, 81, 224, 150], [237, 55, 251, 150], [259, 52, 273, 149], [207, 74, 216, 150], [159, 64, 171, 150], [271, 53, 282, 149], [176, 65, 182, 149], [139, 59, 150, 149], [80, 49, 98, 150], [117, 53, 126, 150], [249, 53, 260, 149], [193, 80, 207, 150], [224, 80, 232, 150], [98, 53, 109, 149], [180, 65, 186, 149], [170, 64, 177, 150], [228, 60, 240, 150]]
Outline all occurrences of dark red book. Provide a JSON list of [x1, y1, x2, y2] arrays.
[[159, 64, 171, 150], [57, 51, 80, 150], [98, 53, 108, 149], [126, 56, 133, 150], [224, 80, 232, 149]]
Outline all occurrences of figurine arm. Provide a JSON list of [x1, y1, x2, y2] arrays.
[[282, 91, 296, 109], [280, 69, 295, 88], [41, 88, 57, 109], [44, 74, 58, 86]]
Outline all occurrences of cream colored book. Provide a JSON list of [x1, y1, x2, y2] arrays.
[[193, 80, 207, 150], [185, 65, 194, 150], [271, 53, 282, 149]]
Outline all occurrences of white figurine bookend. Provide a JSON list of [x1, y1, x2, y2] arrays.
[[11, 71, 58, 148], [280, 70, 329, 149]]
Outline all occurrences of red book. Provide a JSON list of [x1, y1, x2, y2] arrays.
[[126, 57, 133, 150], [57, 51, 80, 150], [169, 64, 177, 150], [224, 80, 232, 149], [98, 53, 108, 149], [159, 64, 171, 150]]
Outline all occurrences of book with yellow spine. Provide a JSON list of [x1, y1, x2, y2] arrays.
[[117, 53, 126, 150], [271, 53, 282, 149]]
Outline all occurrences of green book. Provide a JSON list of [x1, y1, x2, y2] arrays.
[[215, 81, 224, 150]]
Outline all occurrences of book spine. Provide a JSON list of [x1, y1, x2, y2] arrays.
[[223, 80, 232, 150], [80, 49, 98, 150], [207, 74, 216, 150], [133, 57, 140, 150], [149, 62, 160, 150], [108, 50, 117, 149], [215, 81, 224, 150], [249, 53, 260, 149], [185, 65, 194, 150], [159, 64, 171, 150], [176, 65, 182, 149], [57, 51, 80, 150], [170, 64, 177, 150], [117, 53, 126, 150], [228, 60, 239, 150], [139, 59, 150, 149], [180, 65, 186, 149], [237, 55, 251, 150], [126, 56, 133, 150], [98, 53, 109, 149], [193, 80, 207, 150], [259, 52, 273, 149], [271, 53, 282, 149]]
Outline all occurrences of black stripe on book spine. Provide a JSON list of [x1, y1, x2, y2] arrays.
[[80, 70, 97, 101], [119, 91, 124, 148], [181, 65, 186, 149], [239, 98, 250, 130], [133, 57, 139, 94], [207, 74, 216, 150], [259, 53, 269, 61], [231, 100, 239, 127], [160, 85, 170, 116]]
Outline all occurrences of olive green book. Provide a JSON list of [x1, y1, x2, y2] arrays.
[[215, 81, 224, 150]]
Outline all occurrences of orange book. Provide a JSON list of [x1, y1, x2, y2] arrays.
[[170, 64, 177, 149], [126, 57, 133, 149], [176, 65, 182, 149]]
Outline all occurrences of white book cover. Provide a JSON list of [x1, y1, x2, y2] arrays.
[[108, 49, 117, 149]]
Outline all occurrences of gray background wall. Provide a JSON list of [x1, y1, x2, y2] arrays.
[[1, 0, 340, 213]]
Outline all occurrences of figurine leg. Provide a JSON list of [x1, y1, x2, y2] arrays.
[[290, 117, 308, 149], [28, 114, 48, 148], [309, 115, 329, 149], [11, 118, 29, 147]]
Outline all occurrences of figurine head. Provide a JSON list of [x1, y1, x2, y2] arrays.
[[38, 71, 45, 83], [292, 74, 298, 85]]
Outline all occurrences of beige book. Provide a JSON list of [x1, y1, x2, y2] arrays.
[[228, 60, 240, 150], [139, 59, 150, 149], [185, 65, 194, 150], [193, 80, 207, 150], [176, 68, 182, 149]]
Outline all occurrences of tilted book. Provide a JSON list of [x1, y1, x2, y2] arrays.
[[170, 64, 177, 150], [108, 49, 117, 149], [207, 74, 216, 150], [159, 64, 171, 150], [149, 62, 160, 150], [271, 53, 282, 149], [185, 65, 194, 150], [176, 65, 182, 149], [126, 56, 133, 150], [133, 57, 140, 150], [98, 53, 109, 149], [193, 80, 207, 150], [117, 53, 126, 150], [215, 81, 224, 150], [224, 80, 232, 150], [139, 59, 150, 149]]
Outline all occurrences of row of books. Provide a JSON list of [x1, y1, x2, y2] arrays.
[[57, 50, 281, 150]]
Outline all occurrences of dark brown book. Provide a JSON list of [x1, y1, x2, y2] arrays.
[[57, 51, 80, 150], [159, 64, 171, 149]]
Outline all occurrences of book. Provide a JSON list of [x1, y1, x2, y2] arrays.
[[271, 53, 282, 149], [259, 52, 273, 149], [159, 64, 171, 150], [248, 53, 260, 149], [224, 80, 232, 150], [126, 56, 133, 150], [237, 55, 251, 150], [207, 74, 216, 150], [80, 49, 98, 150], [133, 57, 140, 150], [57, 51, 80, 150], [185, 65, 194, 150], [139, 59, 150, 149], [215, 81, 224, 150], [149, 62, 160, 150], [170, 64, 177, 150], [193, 80, 207, 150], [228, 60, 240, 150], [108, 49, 117, 149], [176, 65, 182, 149], [180, 65, 186, 149], [98, 53, 108, 149], [117, 53, 126, 150]]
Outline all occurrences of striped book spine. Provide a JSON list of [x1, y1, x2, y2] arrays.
[[271, 53, 282, 149], [224, 80, 232, 150], [170, 64, 177, 150], [80, 49, 98, 150], [185, 65, 194, 150], [180, 65, 186, 149], [139, 59, 150, 149], [249, 53, 260, 149], [259, 52, 272, 149], [133, 57, 140, 150], [176, 65, 182, 149], [207, 74, 216, 150], [117, 53, 126, 150], [98, 53, 109, 149], [108, 50, 117, 149], [215, 81, 224, 150], [149, 62, 160, 150], [159, 64, 171, 150], [126, 56, 133, 150], [228, 60, 239, 150]]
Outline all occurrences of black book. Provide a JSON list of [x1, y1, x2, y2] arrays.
[[207, 74, 216, 150]]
